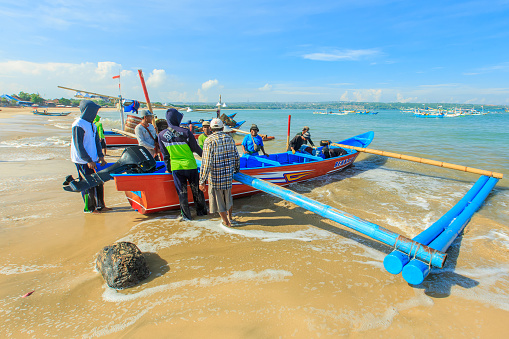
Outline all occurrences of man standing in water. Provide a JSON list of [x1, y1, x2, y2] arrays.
[[70, 100, 110, 213], [158, 108, 207, 221], [199, 119, 240, 227]]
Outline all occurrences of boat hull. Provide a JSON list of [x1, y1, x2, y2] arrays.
[[104, 131, 138, 147], [112, 131, 374, 214]]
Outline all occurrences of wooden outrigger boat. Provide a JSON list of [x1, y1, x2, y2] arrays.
[[104, 113, 246, 147], [111, 131, 374, 214], [33, 110, 71, 116]]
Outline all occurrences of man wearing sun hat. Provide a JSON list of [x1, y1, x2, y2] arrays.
[[241, 124, 268, 156], [199, 118, 240, 227]]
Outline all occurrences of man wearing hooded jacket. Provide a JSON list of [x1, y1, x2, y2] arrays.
[[70, 100, 109, 213], [158, 108, 207, 220]]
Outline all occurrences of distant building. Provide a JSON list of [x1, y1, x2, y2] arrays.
[[0, 94, 32, 106]]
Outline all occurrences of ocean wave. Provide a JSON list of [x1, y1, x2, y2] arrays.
[[0, 263, 59, 275], [0, 136, 70, 148], [102, 269, 292, 302], [52, 123, 72, 129]]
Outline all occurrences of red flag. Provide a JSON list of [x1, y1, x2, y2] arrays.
[[112, 75, 120, 79]]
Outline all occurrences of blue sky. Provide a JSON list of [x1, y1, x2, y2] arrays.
[[1, 0, 509, 104]]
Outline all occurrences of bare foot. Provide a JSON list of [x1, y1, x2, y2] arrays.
[[92, 210, 102, 214]]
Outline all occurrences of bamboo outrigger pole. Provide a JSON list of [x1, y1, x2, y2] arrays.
[[331, 143, 503, 179]]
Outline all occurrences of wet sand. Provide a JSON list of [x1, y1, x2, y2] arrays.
[[1, 108, 508, 337]]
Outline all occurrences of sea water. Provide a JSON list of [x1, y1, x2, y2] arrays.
[[1, 109, 508, 337]]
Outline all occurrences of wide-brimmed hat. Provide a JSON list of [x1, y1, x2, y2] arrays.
[[202, 121, 211, 127], [210, 118, 224, 129], [141, 110, 153, 117], [250, 124, 259, 131]]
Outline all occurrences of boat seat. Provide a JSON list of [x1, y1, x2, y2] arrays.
[[243, 154, 282, 167], [288, 152, 323, 162]]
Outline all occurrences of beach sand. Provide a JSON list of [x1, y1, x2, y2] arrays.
[[1, 107, 508, 337]]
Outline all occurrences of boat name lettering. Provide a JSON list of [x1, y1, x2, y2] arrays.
[[334, 158, 352, 168]]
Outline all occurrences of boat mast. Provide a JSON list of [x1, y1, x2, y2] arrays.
[[113, 73, 124, 131]]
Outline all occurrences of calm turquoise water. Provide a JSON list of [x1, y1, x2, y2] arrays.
[[101, 109, 509, 181]]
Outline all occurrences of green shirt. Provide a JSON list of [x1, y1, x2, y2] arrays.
[[198, 133, 208, 148]]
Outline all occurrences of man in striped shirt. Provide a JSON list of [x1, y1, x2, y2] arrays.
[[199, 119, 240, 227]]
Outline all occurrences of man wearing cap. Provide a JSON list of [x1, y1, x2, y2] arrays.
[[295, 126, 315, 147], [199, 118, 240, 228], [241, 124, 268, 156], [135, 110, 158, 157], [158, 108, 208, 221], [288, 131, 312, 154], [198, 120, 211, 148]]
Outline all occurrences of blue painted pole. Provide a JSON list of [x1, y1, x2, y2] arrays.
[[402, 176, 499, 284], [233, 172, 447, 268], [383, 176, 490, 274]]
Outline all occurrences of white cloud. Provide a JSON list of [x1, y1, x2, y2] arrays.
[[0, 60, 141, 99], [95, 62, 120, 79], [341, 89, 382, 102], [120, 70, 133, 77], [146, 69, 167, 88], [201, 79, 219, 90], [303, 49, 380, 61], [396, 93, 418, 103], [258, 83, 272, 91], [196, 89, 207, 102]]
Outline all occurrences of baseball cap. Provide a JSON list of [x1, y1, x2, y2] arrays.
[[202, 121, 211, 127], [141, 110, 153, 117], [210, 118, 224, 129]]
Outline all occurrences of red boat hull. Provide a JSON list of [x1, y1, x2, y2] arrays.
[[105, 131, 199, 148], [104, 133, 138, 147], [114, 153, 359, 214]]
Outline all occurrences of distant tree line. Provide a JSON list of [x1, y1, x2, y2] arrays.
[[0, 91, 115, 107]]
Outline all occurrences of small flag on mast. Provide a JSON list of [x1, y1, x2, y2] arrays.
[[112, 75, 120, 79]]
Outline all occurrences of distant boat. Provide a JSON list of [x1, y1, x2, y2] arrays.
[[413, 109, 444, 118], [313, 108, 333, 114], [33, 110, 71, 116]]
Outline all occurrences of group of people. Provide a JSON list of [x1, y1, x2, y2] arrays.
[[70, 100, 315, 226], [157, 108, 239, 227]]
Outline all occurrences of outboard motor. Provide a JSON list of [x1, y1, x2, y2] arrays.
[[63, 146, 157, 192]]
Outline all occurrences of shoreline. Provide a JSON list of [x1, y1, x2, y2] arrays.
[[0, 108, 508, 337]]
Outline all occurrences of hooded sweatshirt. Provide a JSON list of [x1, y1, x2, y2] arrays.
[[158, 108, 202, 172], [71, 100, 103, 164]]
